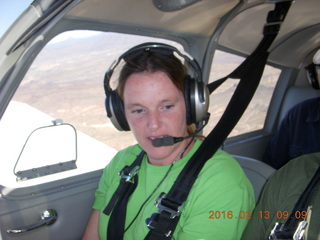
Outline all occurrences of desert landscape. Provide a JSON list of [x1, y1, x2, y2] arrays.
[[12, 32, 279, 151]]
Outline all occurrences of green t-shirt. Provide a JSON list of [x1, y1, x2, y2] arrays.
[[242, 153, 320, 240], [93, 139, 255, 240]]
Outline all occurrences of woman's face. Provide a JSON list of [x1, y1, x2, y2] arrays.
[[123, 71, 189, 166]]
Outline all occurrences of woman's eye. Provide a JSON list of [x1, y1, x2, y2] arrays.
[[132, 108, 144, 114], [163, 104, 174, 110]]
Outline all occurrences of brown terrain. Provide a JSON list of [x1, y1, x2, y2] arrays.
[[12, 32, 278, 151]]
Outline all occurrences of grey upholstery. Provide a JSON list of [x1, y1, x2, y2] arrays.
[[233, 155, 276, 202]]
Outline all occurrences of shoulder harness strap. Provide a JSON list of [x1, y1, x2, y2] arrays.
[[104, 150, 145, 240], [269, 165, 320, 240]]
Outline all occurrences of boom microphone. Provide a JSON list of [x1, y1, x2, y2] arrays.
[[151, 135, 194, 147], [152, 113, 210, 147]]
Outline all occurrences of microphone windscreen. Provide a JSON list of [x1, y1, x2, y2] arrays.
[[152, 136, 175, 147]]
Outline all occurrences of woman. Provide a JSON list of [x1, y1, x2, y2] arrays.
[[83, 43, 254, 240]]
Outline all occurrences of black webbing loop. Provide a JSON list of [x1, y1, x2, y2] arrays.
[[105, 150, 145, 240], [208, 33, 276, 95], [145, 1, 293, 239], [271, 166, 320, 239], [146, 211, 180, 239], [265, 1, 292, 35], [208, 0, 292, 95]]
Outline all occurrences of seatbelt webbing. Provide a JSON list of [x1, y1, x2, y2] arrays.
[[271, 166, 320, 239], [105, 150, 145, 240], [159, 51, 269, 217], [287, 166, 320, 228], [144, 52, 269, 240]]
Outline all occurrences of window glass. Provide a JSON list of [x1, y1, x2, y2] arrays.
[[0, 0, 33, 37], [0, 31, 182, 187], [203, 50, 281, 137]]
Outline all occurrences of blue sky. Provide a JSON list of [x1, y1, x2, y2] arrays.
[[0, 0, 32, 37], [0, 1, 101, 44]]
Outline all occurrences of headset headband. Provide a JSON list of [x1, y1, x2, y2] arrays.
[[103, 42, 205, 102]]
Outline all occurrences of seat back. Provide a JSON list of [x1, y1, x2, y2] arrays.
[[278, 86, 320, 128], [232, 155, 276, 202]]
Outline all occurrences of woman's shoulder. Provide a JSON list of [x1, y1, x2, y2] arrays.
[[192, 139, 241, 171], [201, 149, 246, 181], [114, 144, 143, 159], [106, 144, 144, 171]]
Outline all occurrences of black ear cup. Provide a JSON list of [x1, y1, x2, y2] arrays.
[[306, 63, 320, 90], [104, 42, 210, 131], [316, 65, 320, 90], [105, 90, 130, 131]]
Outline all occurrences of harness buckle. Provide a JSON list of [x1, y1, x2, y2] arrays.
[[146, 193, 183, 237], [269, 220, 308, 240], [269, 222, 283, 240], [293, 221, 308, 240], [118, 165, 140, 183], [155, 192, 183, 219]]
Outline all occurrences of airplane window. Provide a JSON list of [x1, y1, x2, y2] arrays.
[[0, 31, 183, 187], [204, 50, 281, 137], [0, 31, 279, 187]]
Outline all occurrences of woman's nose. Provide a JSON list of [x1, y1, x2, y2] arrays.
[[147, 111, 162, 130]]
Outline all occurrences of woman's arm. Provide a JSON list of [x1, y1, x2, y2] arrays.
[[82, 210, 100, 240]]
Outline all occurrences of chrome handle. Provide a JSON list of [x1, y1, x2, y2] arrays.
[[7, 209, 57, 234]]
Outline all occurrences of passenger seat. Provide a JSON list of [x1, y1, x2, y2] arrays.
[[232, 155, 276, 202]]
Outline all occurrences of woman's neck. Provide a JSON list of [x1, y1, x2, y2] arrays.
[[148, 138, 195, 166]]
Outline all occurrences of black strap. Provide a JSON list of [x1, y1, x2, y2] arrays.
[[145, 1, 293, 239], [271, 166, 320, 239], [105, 150, 145, 240], [146, 210, 180, 239], [144, 48, 269, 240]]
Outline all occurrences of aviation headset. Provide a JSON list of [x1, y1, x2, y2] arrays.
[[103, 42, 210, 131], [305, 49, 320, 90]]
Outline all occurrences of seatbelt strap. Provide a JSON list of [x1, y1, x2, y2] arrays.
[[104, 150, 145, 240], [208, 0, 293, 94], [269, 166, 320, 240], [145, 1, 293, 239], [144, 49, 269, 240]]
